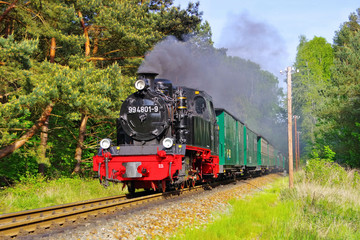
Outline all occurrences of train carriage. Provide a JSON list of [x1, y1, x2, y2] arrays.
[[215, 109, 245, 174], [245, 127, 258, 169], [257, 136, 269, 171]]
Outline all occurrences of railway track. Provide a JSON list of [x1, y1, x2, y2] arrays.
[[0, 185, 203, 238]]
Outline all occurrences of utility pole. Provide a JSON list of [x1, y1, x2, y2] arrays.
[[294, 116, 298, 171], [280, 66, 297, 189], [297, 131, 301, 168], [287, 66, 294, 189], [294, 115, 300, 171]]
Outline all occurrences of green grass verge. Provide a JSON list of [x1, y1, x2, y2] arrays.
[[0, 175, 127, 214], [172, 164, 360, 240]]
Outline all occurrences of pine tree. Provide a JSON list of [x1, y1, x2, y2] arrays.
[[325, 8, 360, 166], [0, 0, 206, 182]]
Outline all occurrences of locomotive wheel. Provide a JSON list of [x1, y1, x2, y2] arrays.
[[127, 182, 135, 194], [180, 181, 185, 190], [188, 179, 195, 188], [187, 180, 191, 188], [161, 180, 166, 193]]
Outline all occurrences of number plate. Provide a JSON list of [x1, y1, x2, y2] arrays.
[[128, 105, 159, 114]]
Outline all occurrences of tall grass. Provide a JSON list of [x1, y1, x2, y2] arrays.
[[281, 159, 360, 239], [0, 175, 126, 214], [172, 159, 360, 239]]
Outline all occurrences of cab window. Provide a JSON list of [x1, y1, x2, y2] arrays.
[[194, 96, 206, 114]]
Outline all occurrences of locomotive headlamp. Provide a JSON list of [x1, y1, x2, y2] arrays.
[[100, 138, 112, 150], [135, 79, 146, 91], [162, 138, 174, 148]]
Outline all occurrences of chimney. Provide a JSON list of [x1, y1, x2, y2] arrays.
[[137, 72, 159, 91]]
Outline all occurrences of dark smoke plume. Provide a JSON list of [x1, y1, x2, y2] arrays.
[[220, 11, 288, 77], [139, 36, 247, 111], [139, 36, 287, 152]]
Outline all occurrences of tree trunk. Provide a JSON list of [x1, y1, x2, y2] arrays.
[[72, 114, 89, 174], [38, 116, 49, 175], [92, 36, 99, 55], [4, 19, 12, 38], [0, 102, 55, 159], [0, 0, 18, 23], [49, 37, 56, 63], [37, 38, 56, 175], [78, 11, 90, 57]]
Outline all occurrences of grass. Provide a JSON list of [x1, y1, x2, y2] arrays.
[[172, 160, 360, 240], [171, 178, 294, 240], [0, 175, 127, 214], [282, 162, 360, 239]]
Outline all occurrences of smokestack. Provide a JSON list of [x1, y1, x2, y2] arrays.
[[137, 72, 159, 90]]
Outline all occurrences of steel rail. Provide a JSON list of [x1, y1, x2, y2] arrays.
[[0, 186, 203, 238]]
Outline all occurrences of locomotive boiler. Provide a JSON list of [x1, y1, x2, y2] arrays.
[[93, 73, 220, 193]]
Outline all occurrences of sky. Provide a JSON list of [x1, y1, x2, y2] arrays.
[[173, 0, 359, 82]]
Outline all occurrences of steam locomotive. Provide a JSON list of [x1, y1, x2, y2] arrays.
[[93, 73, 286, 193]]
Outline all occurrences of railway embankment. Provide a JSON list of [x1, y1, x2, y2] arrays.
[[173, 160, 360, 240], [1, 159, 359, 240], [1, 173, 282, 239]]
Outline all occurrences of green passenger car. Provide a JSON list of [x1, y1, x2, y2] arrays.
[[215, 109, 244, 169], [276, 151, 281, 168], [257, 136, 269, 167], [216, 108, 285, 174], [268, 144, 275, 167], [245, 127, 257, 167]]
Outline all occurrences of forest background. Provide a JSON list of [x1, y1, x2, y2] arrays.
[[0, 0, 359, 186]]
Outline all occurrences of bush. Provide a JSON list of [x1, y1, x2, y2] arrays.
[[305, 145, 356, 188], [305, 159, 348, 187]]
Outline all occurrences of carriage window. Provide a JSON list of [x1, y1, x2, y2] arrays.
[[194, 96, 206, 114], [246, 134, 249, 151]]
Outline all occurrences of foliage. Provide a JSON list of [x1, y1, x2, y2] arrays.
[[310, 145, 336, 162], [292, 35, 334, 150], [304, 146, 360, 188], [0, 0, 206, 185], [292, 8, 360, 168], [321, 8, 360, 166], [305, 160, 349, 188]]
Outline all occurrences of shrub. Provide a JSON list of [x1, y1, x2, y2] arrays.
[[305, 145, 352, 188]]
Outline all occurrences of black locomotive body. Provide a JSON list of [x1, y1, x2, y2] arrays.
[[93, 73, 220, 192]]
